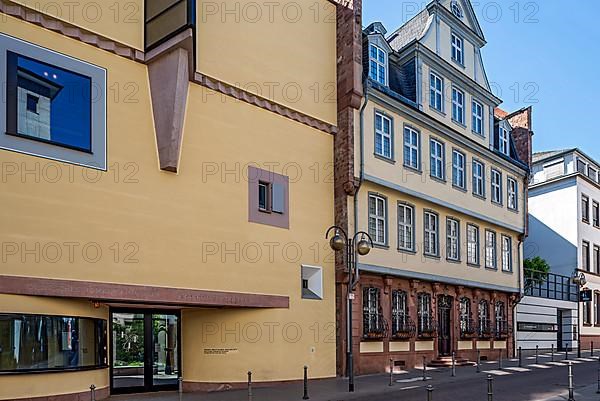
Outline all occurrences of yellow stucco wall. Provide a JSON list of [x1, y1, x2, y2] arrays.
[[196, 0, 337, 125], [10, 0, 144, 50], [0, 295, 109, 400]]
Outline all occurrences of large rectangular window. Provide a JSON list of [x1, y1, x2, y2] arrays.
[[485, 230, 497, 269], [369, 44, 387, 85], [583, 241, 591, 271], [429, 139, 445, 180], [446, 218, 460, 261], [391, 290, 409, 337], [451, 33, 464, 65], [430, 72, 443, 112], [417, 293, 434, 336], [472, 100, 483, 136], [452, 150, 466, 189], [502, 235, 512, 272], [375, 112, 392, 159], [467, 224, 480, 266], [473, 160, 485, 197], [369, 194, 387, 246], [0, 314, 107, 372], [398, 203, 415, 252], [424, 211, 439, 257], [403, 126, 420, 170], [363, 287, 384, 338], [452, 87, 465, 125], [507, 178, 518, 210], [583, 195, 590, 223], [1, 34, 107, 170], [491, 169, 502, 205]]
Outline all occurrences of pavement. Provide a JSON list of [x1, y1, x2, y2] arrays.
[[109, 351, 600, 401]]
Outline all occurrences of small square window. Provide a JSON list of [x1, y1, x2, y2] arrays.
[[26, 94, 39, 113], [301, 265, 323, 300], [258, 181, 270, 212]]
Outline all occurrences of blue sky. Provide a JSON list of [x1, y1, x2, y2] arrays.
[[363, 1, 600, 162]]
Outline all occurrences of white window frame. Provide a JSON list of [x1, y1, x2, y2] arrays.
[[398, 203, 415, 252], [499, 126, 510, 156], [485, 230, 497, 269], [472, 100, 484, 136], [368, 194, 387, 246], [467, 224, 480, 266], [375, 112, 392, 159], [369, 43, 387, 85], [424, 211, 439, 257], [452, 87, 465, 125], [491, 169, 502, 205], [446, 218, 460, 261], [507, 177, 518, 211], [430, 138, 445, 180], [473, 160, 485, 197], [452, 150, 466, 189], [501, 236, 512, 272], [451, 33, 464, 65], [429, 72, 444, 112], [403, 126, 420, 170]]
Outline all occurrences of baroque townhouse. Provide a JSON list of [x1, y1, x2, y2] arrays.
[[0, 0, 362, 399], [525, 149, 600, 352], [334, 0, 532, 375]]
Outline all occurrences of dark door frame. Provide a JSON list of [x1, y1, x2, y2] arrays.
[[109, 308, 182, 395], [437, 295, 453, 357]]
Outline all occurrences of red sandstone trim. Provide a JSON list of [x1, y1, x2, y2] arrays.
[[9, 387, 109, 401], [0, 275, 289, 308], [183, 376, 333, 393]]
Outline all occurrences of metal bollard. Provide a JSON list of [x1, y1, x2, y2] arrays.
[[592, 341, 595, 357], [566, 343, 569, 360], [423, 356, 427, 381], [452, 352, 456, 377], [536, 345, 539, 365], [597, 357, 600, 394], [477, 350, 481, 373], [89, 385, 96, 401], [389, 359, 394, 387], [498, 349, 502, 370], [427, 385, 434, 401], [568, 362, 575, 401], [518, 346, 522, 367], [248, 371, 253, 401], [552, 344, 555, 362], [303, 366, 310, 400], [487, 374, 493, 401]]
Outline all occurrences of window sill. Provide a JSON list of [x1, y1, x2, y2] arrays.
[[451, 119, 467, 129], [424, 253, 441, 260], [447, 258, 461, 264], [403, 165, 423, 175], [429, 106, 446, 117], [467, 263, 481, 269], [583, 219, 590, 224], [451, 58, 466, 69], [472, 130, 485, 139], [472, 193, 487, 201], [398, 248, 417, 255], [485, 266, 498, 271], [501, 269, 514, 275], [508, 207, 520, 214], [491, 201, 504, 208], [373, 243, 390, 250], [374, 153, 396, 164], [430, 175, 447, 185], [453, 184, 467, 193], [584, 323, 593, 327]]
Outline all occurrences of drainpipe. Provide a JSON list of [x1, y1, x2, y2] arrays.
[[352, 79, 370, 287]]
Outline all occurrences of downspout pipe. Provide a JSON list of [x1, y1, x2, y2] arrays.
[[352, 79, 370, 288]]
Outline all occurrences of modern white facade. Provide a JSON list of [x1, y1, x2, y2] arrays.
[[521, 148, 600, 351]]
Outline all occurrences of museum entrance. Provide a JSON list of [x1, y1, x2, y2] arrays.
[[438, 295, 453, 356], [110, 310, 181, 394]]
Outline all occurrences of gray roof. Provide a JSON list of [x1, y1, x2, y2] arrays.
[[532, 149, 575, 164], [387, 9, 430, 51]]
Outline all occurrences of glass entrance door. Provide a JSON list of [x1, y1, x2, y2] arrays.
[[111, 311, 180, 394]]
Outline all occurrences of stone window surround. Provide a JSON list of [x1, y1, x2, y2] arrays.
[[248, 166, 290, 229]]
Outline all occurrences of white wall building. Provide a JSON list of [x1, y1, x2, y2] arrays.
[[519, 149, 600, 352]]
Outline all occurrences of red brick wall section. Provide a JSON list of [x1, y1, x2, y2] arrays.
[[508, 107, 533, 167], [334, 0, 363, 377]]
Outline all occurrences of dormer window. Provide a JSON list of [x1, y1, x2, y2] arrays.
[[369, 43, 387, 85], [499, 127, 510, 156], [451, 1, 463, 19], [451, 33, 464, 65]]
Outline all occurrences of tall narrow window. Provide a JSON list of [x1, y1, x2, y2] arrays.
[[467, 224, 480, 265], [495, 301, 507, 337], [375, 112, 392, 159], [583, 241, 591, 271], [472, 100, 483, 135], [491, 169, 502, 204], [430, 72, 443, 112], [485, 230, 497, 269], [595, 292, 600, 325], [403, 126, 420, 170], [502, 236, 512, 272], [499, 126, 510, 156], [369, 194, 387, 246], [583, 195, 590, 223], [446, 218, 460, 261], [459, 297, 472, 337], [258, 181, 270, 211], [369, 44, 387, 85], [452, 87, 465, 125], [391, 290, 409, 337], [424, 211, 439, 257], [594, 245, 600, 274], [584, 299, 592, 326], [478, 300, 490, 337], [398, 203, 415, 251], [507, 178, 518, 210], [363, 287, 383, 337], [473, 160, 485, 197], [451, 33, 464, 65], [452, 150, 466, 189], [577, 159, 587, 174], [430, 139, 445, 180], [417, 293, 433, 336], [593, 201, 600, 227]]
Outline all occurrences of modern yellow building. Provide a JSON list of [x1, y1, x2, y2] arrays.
[[333, 0, 532, 375], [0, 0, 360, 399]]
